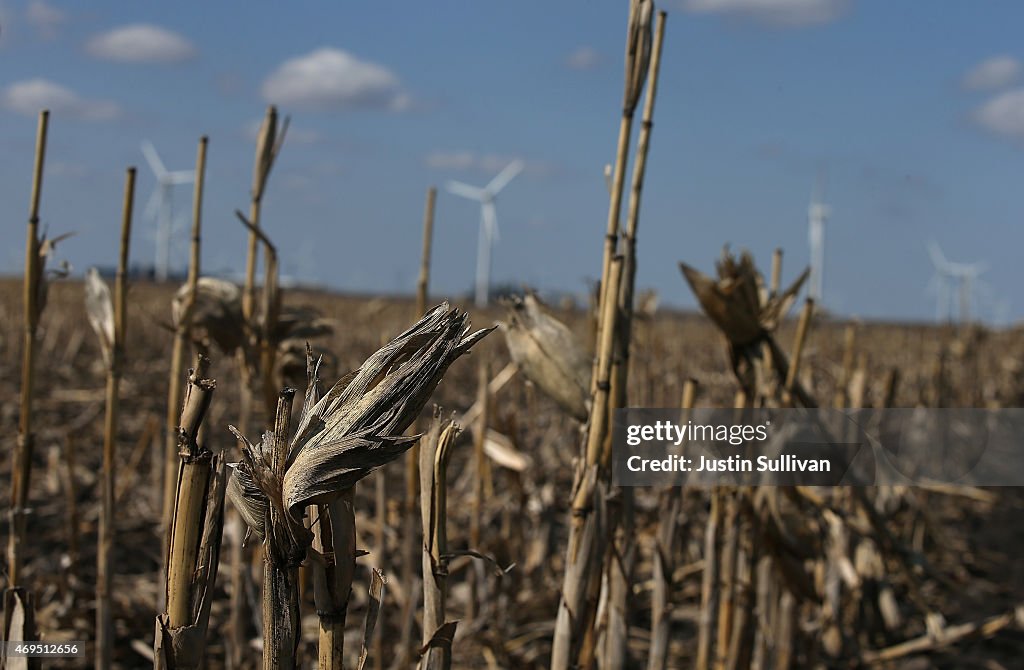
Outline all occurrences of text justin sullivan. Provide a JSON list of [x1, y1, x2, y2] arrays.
[[626, 454, 830, 472]]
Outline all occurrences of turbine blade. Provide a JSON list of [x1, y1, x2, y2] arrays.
[[446, 180, 486, 201], [144, 188, 161, 221], [485, 159, 524, 195], [141, 140, 168, 178], [927, 239, 949, 271], [169, 170, 195, 184]]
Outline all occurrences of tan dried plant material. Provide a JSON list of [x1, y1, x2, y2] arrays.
[[680, 247, 808, 349], [226, 303, 494, 555], [501, 292, 590, 421], [624, 0, 655, 114], [84, 267, 115, 366], [172, 277, 245, 354]]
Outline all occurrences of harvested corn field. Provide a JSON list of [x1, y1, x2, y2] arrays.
[[2, 3, 1024, 669], [1, 278, 1023, 668]]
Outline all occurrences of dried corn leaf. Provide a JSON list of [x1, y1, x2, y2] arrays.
[[419, 621, 459, 658], [484, 429, 532, 472], [624, 0, 654, 113], [225, 454, 267, 543], [681, 261, 762, 346], [283, 433, 418, 509], [680, 247, 809, 347], [173, 277, 245, 354], [34, 230, 73, 317], [357, 569, 387, 670], [84, 267, 114, 365]]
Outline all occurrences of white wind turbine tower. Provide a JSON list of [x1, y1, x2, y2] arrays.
[[141, 140, 194, 282], [927, 240, 988, 324], [807, 171, 831, 303], [446, 159, 524, 308]]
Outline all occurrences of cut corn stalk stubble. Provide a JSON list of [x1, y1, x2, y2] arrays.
[[226, 304, 492, 668]]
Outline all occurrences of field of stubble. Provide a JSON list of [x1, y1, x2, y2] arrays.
[[1, 278, 1023, 668]]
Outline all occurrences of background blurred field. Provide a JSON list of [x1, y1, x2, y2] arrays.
[[2, 277, 1023, 668]]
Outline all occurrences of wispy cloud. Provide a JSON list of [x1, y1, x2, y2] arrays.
[[962, 55, 1020, 91], [86, 24, 196, 63], [48, 160, 90, 178], [26, 0, 66, 40], [0, 79, 120, 121], [681, 0, 850, 27], [424, 149, 553, 176], [973, 88, 1024, 142], [424, 150, 476, 170], [261, 48, 411, 112], [0, 1, 17, 44], [566, 46, 600, 70]]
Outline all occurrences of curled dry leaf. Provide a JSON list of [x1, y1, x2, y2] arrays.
[[34, 230, 73, 318], [501, 293, 590, 421]]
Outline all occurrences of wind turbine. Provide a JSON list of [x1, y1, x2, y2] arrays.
[[807, 170, 830, 303], [446, 160, 523, 308], [141, 140, 194, 282], [927, 240, 988, 324]]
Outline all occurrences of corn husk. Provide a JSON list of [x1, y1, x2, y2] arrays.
[[501, 293, 590, 421], [226, 303, 493, 556]]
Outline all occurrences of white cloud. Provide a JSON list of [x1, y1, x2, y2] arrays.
[[26, 0, 65, 39], [566, 46, 600, 70], [86, 24, 196, 63], [974, 88, 1024, 141], [0, 79, 120, 121], [682, 0, 849, 27], [261, 47, 410, 112], [962, 56, 1020, 91]]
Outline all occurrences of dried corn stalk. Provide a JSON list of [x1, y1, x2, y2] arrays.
[[226, 304, 492, 668], [680, 247, 810, 405], [501, 293, 590, 421], [155, 356, 227, 670], [420, 417, 460, 670]]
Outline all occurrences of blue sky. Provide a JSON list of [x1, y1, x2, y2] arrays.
[[0, 0, 1022, 323]]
